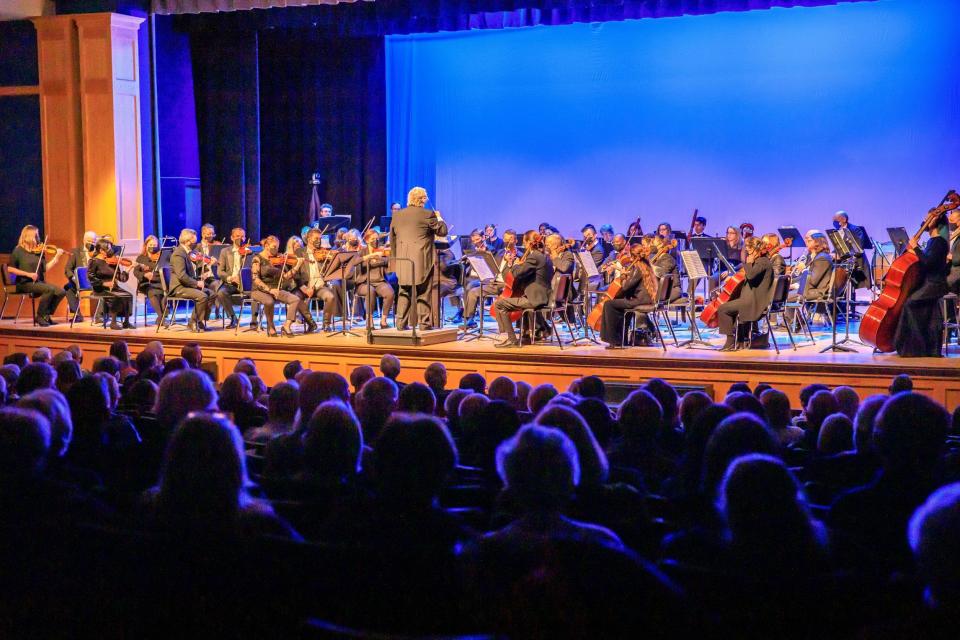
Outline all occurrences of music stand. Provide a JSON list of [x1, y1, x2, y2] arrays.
[[461, 255, 498, 341], [379, 216, 392, 235], [887, 227, 910, 257], [570, 251, 601, 345], [678, 250, 714, 349], [820, 230, 863, 352], [322, 250, 360, 337], [458, 236, 475, 254], [778, 227, 804, 263], [432, 238, 452, 329]]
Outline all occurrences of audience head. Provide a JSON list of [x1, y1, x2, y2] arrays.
[[516, 381, 532, 412], [375, 414, 457, 507], [528, 383, 558, 414], [574, 397, 617, 450], [4, 352, 29, 369], [142, 341, 163, 365], [52, 350, 73, 368], [459, 372, 487, 394], [283, 359, 304, 381], [727, 382, 752, 395], [267, 381, 299, 427], [753, 383, 773, 398], [92, 356, 121, 379], [55, 359, 82, 395], [537, 405, 608, 487], [17, 389, 72, 458], [703, 413, 778, 495], [398, 381, 437, 415], [760, 389, 792, 430], [874, 392, 948, 477], [617, 389, 663, 442], [488, 376, 518, 405], [154, 369, 218, 430], [724, 391, 766, 421], [889, 373, 913, 395], [497, 425, 579, 511], [805, 389, 840, 435], [31, 347, 52, 365], [355, 376, 398, 443], [472, 400, 522, 474], [303, 400, 363, 479], [135, 349, 158, 375], [94, 372, 120, 410], [643, 378, 680, 429], [0, 364, 20, 394], [832, 386, 859, 420], [799, 383, 830, 410], [163, 358, 189, 377], [180, 342, 203, 369], [817, 413, 854, 455], [17, 362, 56, 397], [424, 362, 447, 395], [0, 407, 50, 480], [128, 378, 158, 414], [379, 353, 401, 381], [443, 388, 470, 434], [458, 393, 491, 448], [233, 357, 257, 378], [219, 372, 254, 414], [679, 390, 713, 430], [909, 483, 960, 608], [109, 340, 131, 366], [298, 372, 351, 426], [576, 375, 606, 401], [349, 365, 376, 393]]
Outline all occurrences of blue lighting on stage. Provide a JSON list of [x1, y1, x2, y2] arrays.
[[386, 0, 960, 239]]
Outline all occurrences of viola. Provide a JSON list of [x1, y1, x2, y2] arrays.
[[860, 189, 959, 352], [104, 255, 134, 268], [29, 244, 60, 256], [313, 247, 339, 262], [363, 247, 391, 260]]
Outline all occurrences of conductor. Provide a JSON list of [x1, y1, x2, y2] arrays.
[[389, 186, 448, 330]]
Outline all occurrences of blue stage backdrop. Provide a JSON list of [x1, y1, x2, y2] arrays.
[[386, 0, 960, 242]]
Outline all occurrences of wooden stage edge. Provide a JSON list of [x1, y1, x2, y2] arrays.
[[0, 320, 957, 408]]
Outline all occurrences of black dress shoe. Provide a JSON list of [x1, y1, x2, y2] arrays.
[[122, 320, 134, 329], [494, 338, 519, 348], [281, 323, 296, 338], [37, 317, 52, 328], [604, 344, 621, 350], [45, 317, 58, 325], [110, 321, 123, 330], [304, 321, 318, 334], [225, 317, 239, 330]]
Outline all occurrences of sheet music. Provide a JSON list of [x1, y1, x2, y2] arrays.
[[467, 255, 496, 282], [681, 250, 709, 280], [577, 251, 601, 278]]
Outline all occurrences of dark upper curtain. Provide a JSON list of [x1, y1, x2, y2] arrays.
[[258, 31, 386, 233], [190, 30, 262, 240]]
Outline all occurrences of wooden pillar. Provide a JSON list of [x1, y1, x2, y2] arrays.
[[30, 15, 84, 260], [74, 13, 145, 251]]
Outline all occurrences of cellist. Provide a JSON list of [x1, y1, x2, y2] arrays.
[[717, 236, 774, 351], [894, 217, 949, 357], [599, 243, 658, 349]]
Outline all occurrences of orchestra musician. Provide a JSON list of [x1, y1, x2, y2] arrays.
[[170, 229, 216, 333], [761, 233, 787, 277], [197, 223, 220, 286], [390, 202, 401, 215], [651, 236, 682, 302], [319, 203, 334, 218], [690, 216, 708, 239], [599, 243, 659, 349], [461, 229, 518, 329], [600, 233, 629, 282], [297, 228, 342, 331], [87, 238, 133, 330], [355, 229, 395, 329], [494, 230, 553, 348], [717, 236, 774, 351], [948, 207, 960, 294], [8, 225, 66, 327], [739, 223, 755, 264], [64, 230, 98, 322], [894, 218, 949, 357], [133, 235, 166, 325], [656, 222, 674, 241], [832, 210, 871, 289], [215, 228, 251, 329], [389, 186, 448, 331], [722, 226, 744, 270], [484, 224, 504, 253], [599, 224, 615, 245], [252, 235, 316, 337], [785, 230, 833, 326]]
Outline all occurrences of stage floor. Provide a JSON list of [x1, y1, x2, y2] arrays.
[[1, 313, 957, 407]]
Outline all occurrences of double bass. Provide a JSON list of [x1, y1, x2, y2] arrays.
[[859, 190, 960, 352]]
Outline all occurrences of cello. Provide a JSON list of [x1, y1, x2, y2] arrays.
[[489, 245, 527, 322], [699, 236, 788, 328], [587, 249, 646, 331], [859, 190, 960, 352]]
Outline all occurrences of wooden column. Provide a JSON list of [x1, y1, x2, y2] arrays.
[[30, 15, 84, 260], [73, 13, 145, 250]]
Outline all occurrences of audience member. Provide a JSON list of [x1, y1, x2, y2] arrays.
[[889, 373, 913, 395], [442, 388, 470, 437], [55, 359, 82, 396], [92, 356, 121, 379], [233, 357, 257, 378], [245, 381, 299, 442], [180, 342, 203, 369], [398, 381, 437, 415], [574, 397, 617, 450], [162, 357, 189, 377], [154, 369, 218, 434], [723, 391, 765, 421], [576, 375, 606, 401], [17, 362, 56, 397], [380, 354, 403, 388], [4, 352, 29, 369], [760, 389, 803, 446], [817, 413, 854, 456], [349, 365, 376, 394], [354, 376, 399, 444], [219, 372, 268, 432], [832, 385, 860, 420], [515, 380, 532, 413], [527, 383, 558, 415], [283, 359, 304, 381], [608, 389, 676, 492], [424, 362, 448, 407], [909, 482, 960, 619], [31, 347, 52, 365], [459, 372, 486, 394], [488, 376, 518, 406]]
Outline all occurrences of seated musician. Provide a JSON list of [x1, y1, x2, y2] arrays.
[[197, 223, 221, 289], [461, 229, 517, 329], [546, 233, 576, 325], [761, 233, 787, 277], [494, 231, 553, 348], [894, 218, 950, 357], [656, 222, 673, 242], [599, 224, 615, 245], [297, 228, 341, 331], [8, 225, 67, 327], [599, 243, 659, 349], [88, 238, 133, 330], [579, 224, 610, 295], [484, 224, 504, 253], [949, 207, 960, 294], [832, 210, 871, 289], [689, 216, 708, 240], [354, 229, 395, 329], [252, 235, 316, 337], [651, 236, 683, 302], [722, 226, 744, 272], [717, 236, 774, 351], [134, 235, 166, 325], [785, 230, 833, 325], [215, 227, 250, 329], [171, 229, 216, 333], [64, 230, 97, 322], [599, 234, 628, 283]]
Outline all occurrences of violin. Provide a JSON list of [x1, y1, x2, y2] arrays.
[[30, 244, 60, 256], [313, 247, 339, 262], [652, 240, 678, 262], [268, 253, 301, 267], [104, 255, 134, 267], [362, 247, 391, 260], [763, 237, 793, 257], [189, 251, 214, 265], [238, 243, 262, 256]]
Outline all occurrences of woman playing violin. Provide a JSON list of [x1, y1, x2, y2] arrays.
[[252, 235, 316, 337], [600, 243, 658, 349], [717, 236, 774, 351], [8, 224, 66, 327], [88, 238, 133, 330], [354, 229, 395, 329], [134, 235, 166, 326], [894, 215, 950, 357]]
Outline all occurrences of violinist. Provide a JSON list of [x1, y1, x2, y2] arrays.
[[494, 230, 553, 348], [581, 224, 611, 268], [599, 243, 658, 349], [354, 229, 395, 329], [197, 223, 221, 286], [252, 235, 316, 337], [656, 222, 674, 242], [8, 225, 66, 327], [134, 235, 166, 325], [761, 233, 787, 277], [283, 236, 306, 292], [739, 223, 755, 264], [170, 228, 215, 333], [785, 230, 833, 326], [484, 224, 504, 253], [64, 230, 98, 322], [88, 238, 133, 330], [651, 236, 682, 302], [717, 236, 774, 351], [894, 216, 950, 357], [215, 227, 251, 329], [296, 228, 341, 331], [461, 229, 517, 329], [948, 207, 960, 294]]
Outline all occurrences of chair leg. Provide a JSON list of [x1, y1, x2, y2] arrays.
[[15, 295, 25, 325], [650, 314, 667, 352], [548, 314, 563, 350], [0, 294, 7, 322], [31, 297, 36, 325], [661, 309, 679, 347]]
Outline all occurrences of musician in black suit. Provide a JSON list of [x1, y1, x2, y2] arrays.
[[785, 231, 833, 325], [388, 187, 448, 330], [63, 230, 97, 321], [87, 238, 133, 330], [600, 244, 658, 348], [946, 208, 960, 293], [216, 227, 251, 329], [133, 235, 165, 325], [833, 210, 871, 288], [297, 228, 342, 331], [717, 237, 775, 351], [461, 229, 517, 329], [894, 220, 949, 357], [170, 228, 215, 333], [494, 231, 553, 348]]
